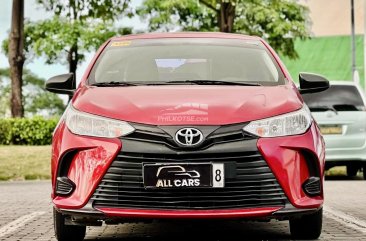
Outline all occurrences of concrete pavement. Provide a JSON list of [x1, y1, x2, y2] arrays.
[[0, 180, 365, 241]]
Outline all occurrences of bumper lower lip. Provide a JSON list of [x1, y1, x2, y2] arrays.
[[96, 207, 282, 219], [57, 202, 319, 220]]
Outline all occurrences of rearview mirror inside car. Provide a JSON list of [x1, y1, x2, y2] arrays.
[[45, 73, 76, 96], [298, 72, 330, 94]]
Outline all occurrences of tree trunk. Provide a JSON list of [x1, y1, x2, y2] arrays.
[[67, 45, 78, 80], [8, 0, 24, 117], [218, 0, 236, 33], [67, 45, 78, 102]]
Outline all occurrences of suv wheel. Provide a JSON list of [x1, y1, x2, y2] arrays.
[[289, 208, 323, 240], [347, 165, 359, 177], [53, 208, 86, 241]]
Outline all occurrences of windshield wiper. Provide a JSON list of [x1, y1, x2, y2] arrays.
[[91, 80, 262, 86], [309, 105, 338, 114], [91, 81, 141, 87], [333, 104, 359, 111], [165, 80, 261, 86]]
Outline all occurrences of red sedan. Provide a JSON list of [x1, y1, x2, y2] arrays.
[[46, 32, 329, 240]]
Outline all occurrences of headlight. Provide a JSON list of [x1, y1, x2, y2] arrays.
[[65, 106, 135, 138], [243, 106, 312, 137]]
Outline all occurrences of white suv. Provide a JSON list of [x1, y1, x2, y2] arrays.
[[303, 81, 366, 179]]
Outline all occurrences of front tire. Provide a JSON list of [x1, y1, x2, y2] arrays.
[[363, 164, 366, 180], [53, 208, 86, 241], [290, 208, 323, 240]]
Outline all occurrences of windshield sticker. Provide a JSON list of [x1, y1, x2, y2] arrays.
[[110, 41, 131, 47], [155, 59, 207, 69]]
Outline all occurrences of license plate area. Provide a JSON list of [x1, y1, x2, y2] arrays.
[[143, 163, 224, 189], [319, 125, 343, 135]]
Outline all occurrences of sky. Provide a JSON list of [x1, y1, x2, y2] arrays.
[[0, 0, 146, 84]]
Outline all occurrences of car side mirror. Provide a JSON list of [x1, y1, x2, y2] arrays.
[[298, 72, 330, 94], [45, 73, 76, 96]]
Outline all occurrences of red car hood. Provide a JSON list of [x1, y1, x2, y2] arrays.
[[72, 85, 303, 125]]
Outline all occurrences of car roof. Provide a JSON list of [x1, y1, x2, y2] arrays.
[[329, 81, 365, 92], [329, 81, 358, 86], [328, 81, 366, 100], [110, 32, 262, 41], [296, 80, 356, 87]]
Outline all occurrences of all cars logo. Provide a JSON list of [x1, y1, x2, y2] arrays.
[[155, 166, 200, 187]]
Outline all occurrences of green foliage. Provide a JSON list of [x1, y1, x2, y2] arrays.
[[1, 39, 9, 56], [37, 0, 131, 22], [137, 0, 216, 31], [138, 0, 310, 59], [2, 0, 133, 74], [0, 68, 65, 117], [0, 117, 58, 145], [23, 17, 126, 65], [0, 69, 11, 117], [25, 0, 132, 72], [281, 35, 365, 85], [1, 19, 133, 63], [235, 0, 309, 59], [25, 92, 65, 116], [1, 20, 39, 60], [0, 119, 12, 144]]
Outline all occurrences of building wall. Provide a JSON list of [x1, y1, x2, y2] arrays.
[[300, 0, 364, 36]]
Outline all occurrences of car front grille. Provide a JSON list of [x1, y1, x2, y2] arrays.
[[121, 123, 255, 150], [91, 151, 287, 210]]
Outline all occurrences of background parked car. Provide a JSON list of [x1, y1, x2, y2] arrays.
[[303, 81, 366, 179]]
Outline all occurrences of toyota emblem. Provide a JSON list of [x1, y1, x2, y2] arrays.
[[175, 128, 204, 146]]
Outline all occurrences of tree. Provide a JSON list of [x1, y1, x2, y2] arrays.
[[8, 0, 25, 117], [21, 70, 65, 116], [0, 69, 11, 117], [0, 68, 65, 117], [26, 0, 132, 79], [2, 0, 132, 115], [138, 0, 309, 59], [2, 19, 131, 82], [24, 18, 131, 80]]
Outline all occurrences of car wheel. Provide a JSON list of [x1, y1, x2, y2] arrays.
[[289, 208, 322, 240], [53, 208, 86, 241], [363, 164, 366, 180], [347, 165, 359, 177]]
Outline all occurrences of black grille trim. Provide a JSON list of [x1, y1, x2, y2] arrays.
[[302, 177, 321, 196], [92, 151, 287, 210], [56, 177, 75, 196], [123, 123, 255, 150]]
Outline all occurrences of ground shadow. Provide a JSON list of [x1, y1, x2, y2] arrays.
[[325, 174, 364, 181], [84, 220, 302, 241]]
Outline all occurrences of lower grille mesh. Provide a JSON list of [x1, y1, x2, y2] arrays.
[[92, 151, 287, 210]]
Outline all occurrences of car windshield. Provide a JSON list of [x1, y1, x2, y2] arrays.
[[303, 85, 365, 111], [88, 38, 285, 86]]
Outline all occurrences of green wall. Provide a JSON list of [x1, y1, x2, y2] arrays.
[[281, 35, 364, 87]]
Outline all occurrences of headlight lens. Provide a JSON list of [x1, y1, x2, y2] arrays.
[[65, 106, 135, 138], [243, 106, 312, 137]]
